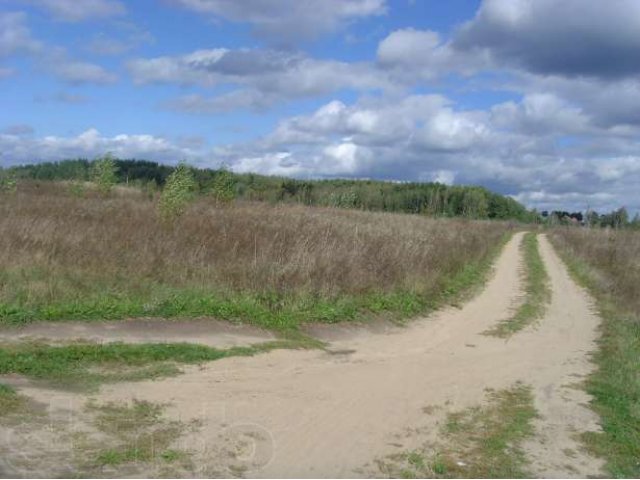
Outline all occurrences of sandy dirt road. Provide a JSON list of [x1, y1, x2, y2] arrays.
[[1, 232, 605, 478]]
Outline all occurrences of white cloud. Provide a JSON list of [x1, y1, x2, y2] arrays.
[[0, 12, 117, 84], [375, 0, 640, 87], [231, 152, 303, 177], [513, 74, 640, 130], [46, 56, 117, 84], [430, 170, 456, 185], [170, 0, 386, 43], [0, 11, 41, 57], [130, 48, 390, 109], [491, 93, 590, 136], [453, 0, 640, 78], [0, 128, 199, 165], [377, 28, 483, 80]]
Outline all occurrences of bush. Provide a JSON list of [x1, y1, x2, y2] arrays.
[[0, 171, 17, 194], [158, 163, 196, 221], [211, 168, 236, 205], [92, 154, 118, 196]]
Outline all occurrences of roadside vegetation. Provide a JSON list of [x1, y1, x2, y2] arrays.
[[0, 382, 28, 417], [0, 181, 513, 333], [549, 227, 640, 478], [377, 383, 537, 478], [0, 340, 306, 390], [485, 233, 551, 337], [81, 399, 192, 474]]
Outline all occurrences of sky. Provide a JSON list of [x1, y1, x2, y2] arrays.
[[1, 0, 640, 214]]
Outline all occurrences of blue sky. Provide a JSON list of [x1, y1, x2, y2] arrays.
[[1, 0, 640, 214]]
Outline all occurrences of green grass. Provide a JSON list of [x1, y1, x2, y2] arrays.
[[485, 233, 550, 337], [84, 399, 190, 470], [550, 243, 640, 478], [378, 383, 537, 478], [0, 382, 28, 416], [0, 340, 309, 390], [0, 233, 511, 333]]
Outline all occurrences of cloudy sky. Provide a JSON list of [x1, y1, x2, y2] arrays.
[[1, 0, 640, 213]]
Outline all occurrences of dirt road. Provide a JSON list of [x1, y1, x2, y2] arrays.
[[1, 233, 605, 477]]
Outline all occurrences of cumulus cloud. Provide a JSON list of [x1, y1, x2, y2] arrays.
[[45, 54, 117, 84], [453, 0, 640, 78], [0, 11, 41, 57], [512, 74, 640, 130], [30, 0, 126, 22], [0, 12, 117, 84], [214, 95, 496, 181], [130, 47, 390, 109], [490, 93, 590, 136], [376, 0, 640, 85], [377, 28, 483, 80], [169, 0, 386, 43], [0, 128, 200, 165]]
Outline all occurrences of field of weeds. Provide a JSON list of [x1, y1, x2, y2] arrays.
[[0, 182, 513, 331]]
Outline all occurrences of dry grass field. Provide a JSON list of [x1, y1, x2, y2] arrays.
[[1, 182, 634, 478], [549, 227, 640, 313], [0, 182, 512, 330]]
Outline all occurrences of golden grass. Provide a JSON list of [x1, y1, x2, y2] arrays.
[[0, 181, 513, 325]]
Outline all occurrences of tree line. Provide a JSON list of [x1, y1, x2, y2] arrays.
[[0, 157, 543, 223], [542, 208, 640, 229]]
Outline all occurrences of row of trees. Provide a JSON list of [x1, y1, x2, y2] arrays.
[[3, 157, 539, 222], [7, 157, 637, 227], [542, 208, 640, 229]]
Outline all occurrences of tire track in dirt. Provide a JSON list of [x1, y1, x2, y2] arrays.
[[2, 232, 605, 477]]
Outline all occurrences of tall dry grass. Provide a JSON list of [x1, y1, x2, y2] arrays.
[[0, 182, 512, 325], [549, 227, 640, 313]]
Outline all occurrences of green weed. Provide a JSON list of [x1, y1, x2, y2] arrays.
[[485, 233, 551, 337], [85, 399, 189, 469], [379, 383, 537, 478], [0, 382, 27, 416], [0, 340, 308, 390]]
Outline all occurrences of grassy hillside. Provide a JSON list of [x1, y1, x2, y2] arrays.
[[2, 158, 537, 222], [0, 181, 513, 331]]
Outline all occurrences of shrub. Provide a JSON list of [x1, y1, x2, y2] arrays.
[[211, 168, 236, 205], [158, 163, 196, 221], [0, 171, 17, 194], [92, 154, 118, 196]]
